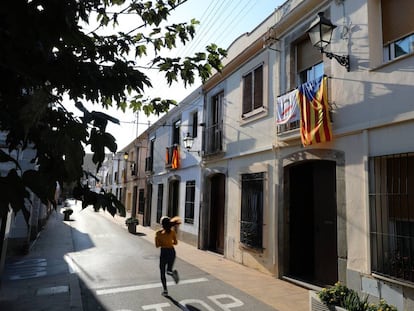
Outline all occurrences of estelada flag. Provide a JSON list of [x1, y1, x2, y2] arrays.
[[298, 75, 332, 146]]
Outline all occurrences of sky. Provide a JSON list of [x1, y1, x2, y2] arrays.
[[73, 0, 285, 151]]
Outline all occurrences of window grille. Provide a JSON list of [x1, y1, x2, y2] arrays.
[[184, 181, 195, 224], [240, 172, 264, 249], [369, 153, 414, 282]]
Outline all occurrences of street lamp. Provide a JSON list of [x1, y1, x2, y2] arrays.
[[183, 132, 200, 155], [307, 12, 350, 71]]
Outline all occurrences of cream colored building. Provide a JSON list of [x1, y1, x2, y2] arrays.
[[201, 0, 414, 309]]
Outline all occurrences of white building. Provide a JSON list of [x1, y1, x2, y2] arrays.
[[146, 87, 204, 246]]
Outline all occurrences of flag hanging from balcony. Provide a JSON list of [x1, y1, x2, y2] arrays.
[[298, 76, 332, 146], [171, 146, 180, 169], [276, 89, 299, 124]]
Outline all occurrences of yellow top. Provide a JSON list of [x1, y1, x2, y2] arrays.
[[155, 229, 177, 248]]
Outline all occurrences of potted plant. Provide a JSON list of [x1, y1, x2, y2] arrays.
[[125, 217, 139, 234], [63, 208, 73, 221], [310, 282, 398, 311]]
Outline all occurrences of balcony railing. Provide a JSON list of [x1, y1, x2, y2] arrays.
[[276, 76, 332, 136], [204, 123, 222, 155]]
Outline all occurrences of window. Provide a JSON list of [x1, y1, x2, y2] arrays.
[[382, 0, 414, 61], [240, 172, 264, 249], [192, 111, 198, 138], [138, 189, 145, 214], [145, 139, 154, 172], [297, 37, 324, 84], [205, 92, 223, 154], [172, 120, 181, 145], [184, 181, 195, 224], [299, 62, 324, 84], [156, 184, 164, 223], [242, 65, 263, 116], [369, 153, 414, 282]]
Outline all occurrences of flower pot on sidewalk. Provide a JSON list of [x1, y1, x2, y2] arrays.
[[125, 217, 139, 234], [309, 290, 347, 311], [127, 223, 137, 234], [63, 209, 73, 221]]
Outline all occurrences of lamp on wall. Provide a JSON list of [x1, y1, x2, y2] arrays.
[[307, 12, 350, 71], [123, 152, 136, 175], [183, 132, 200, 155]]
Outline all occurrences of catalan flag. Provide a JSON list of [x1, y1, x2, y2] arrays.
[[298, 76, 332, 146], [171, 146, 180, 169]]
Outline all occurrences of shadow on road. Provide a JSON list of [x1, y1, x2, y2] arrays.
[[166, 295, 201, 311]]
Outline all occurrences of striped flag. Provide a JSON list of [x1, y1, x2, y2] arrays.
[[298, 76, 332, 146], [171, 146, 180, 169]]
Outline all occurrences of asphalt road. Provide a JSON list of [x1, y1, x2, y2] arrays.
[[66, 206, 276, 311]]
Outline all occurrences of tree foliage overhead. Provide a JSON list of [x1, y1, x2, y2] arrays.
[[0, 0, 227, 218]]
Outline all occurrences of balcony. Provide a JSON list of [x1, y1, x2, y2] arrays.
[[165, 145, 179, 169], [204, 123, 223, 156], [276, 76, 332, 146]]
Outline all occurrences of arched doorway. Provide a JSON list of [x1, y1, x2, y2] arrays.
[[208, 174, 225, 254], [285, 160, 338, 287]]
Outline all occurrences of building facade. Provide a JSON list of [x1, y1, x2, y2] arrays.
[[145, 87, 204, 246]]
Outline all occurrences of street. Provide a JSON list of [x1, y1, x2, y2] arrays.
[[66, 202, 276, 311]]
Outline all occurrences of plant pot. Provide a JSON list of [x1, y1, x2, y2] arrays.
[[63, 209, 73, 221], [127, 223, 137, 234], [309, 290, 347, 311]]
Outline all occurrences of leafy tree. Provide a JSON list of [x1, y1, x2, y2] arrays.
[[0, 0, 226, 219]]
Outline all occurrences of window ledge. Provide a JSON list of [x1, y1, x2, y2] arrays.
[[370, 52, 414, 71], [240, 107, 268, 125], [372, 273, 414, 290], [277, 128, 301, 143], [239, 243, 264, 253]]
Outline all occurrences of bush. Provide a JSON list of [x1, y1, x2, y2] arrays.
[[318, 282, 397, 311]]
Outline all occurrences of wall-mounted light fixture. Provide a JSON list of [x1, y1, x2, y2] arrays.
[[183, 132, 200, 155], [307, 12, 350, 71], [123, 152, 136, 175]]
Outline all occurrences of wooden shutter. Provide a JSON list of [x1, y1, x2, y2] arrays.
[[243, 72, 252, 114], [253, 65, 263, 109], [297, 38, 322, 73], [382, 0, 414, 44]]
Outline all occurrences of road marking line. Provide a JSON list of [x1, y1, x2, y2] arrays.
[[64, 254, 78, 274], [96, 277, 209, 296]]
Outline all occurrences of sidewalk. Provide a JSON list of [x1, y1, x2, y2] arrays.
[[104, 212, 310, 311], [0, 206, 83, 311], [0, 206, 310, 311]]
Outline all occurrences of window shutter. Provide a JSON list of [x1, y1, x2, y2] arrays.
[[297, 38, 322, 73], [243, 72, 252, 114], [253, 66, 263, 109], [382, 0, 414, 44]]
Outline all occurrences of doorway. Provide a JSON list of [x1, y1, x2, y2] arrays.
[[208, 174, 225, 254], [168, 180, 179, 217], [285, 160, 338, 286]]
